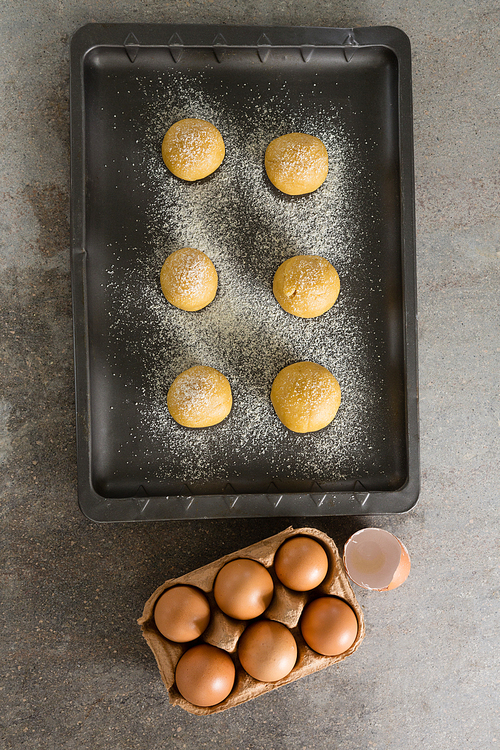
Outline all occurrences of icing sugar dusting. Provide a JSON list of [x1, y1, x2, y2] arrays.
[[102, 65, 386, 488]]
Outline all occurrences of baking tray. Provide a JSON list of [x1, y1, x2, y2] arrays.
[[70, 24, 419, 522]]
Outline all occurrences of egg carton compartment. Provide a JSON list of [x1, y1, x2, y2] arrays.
[[138, 526, 365, 714]]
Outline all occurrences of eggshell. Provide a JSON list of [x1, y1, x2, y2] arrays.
[[300, 596, 358, 656], [213, 558, 274, 620], [238, 620, 298, 682], [386, 543, 411, 590], [154, 585, 211, 643], [175, 644, 235, 707], [274, 535, 329, 591], [343, 528, 411, 591]]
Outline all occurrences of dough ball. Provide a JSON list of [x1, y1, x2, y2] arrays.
[[160, 247, 218, 312], [167, 365, 232, 428], [265, 133, 328, 195], [271, 362, 341, 433], [273, 255, 340, 318], [162, 118, 225, 181]]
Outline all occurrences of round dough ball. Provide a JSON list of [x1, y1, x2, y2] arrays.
[[265, 133, 328, 195], [271, 361, 341, 433], [160, 247, 218, 312], [273, 255, 340, 318], [167, 365, 232, 428], [162, 118, 225, 181]]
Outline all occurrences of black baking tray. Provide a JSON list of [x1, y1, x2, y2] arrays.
[[70, 24, 419, 521]]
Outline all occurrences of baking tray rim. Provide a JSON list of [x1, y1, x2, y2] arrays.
[[69, 23, 419, 522]]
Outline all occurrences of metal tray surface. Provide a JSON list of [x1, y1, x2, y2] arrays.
[[70, 24, 419, 521]]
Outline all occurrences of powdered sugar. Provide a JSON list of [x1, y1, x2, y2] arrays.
[[101, 61, 390, 489]]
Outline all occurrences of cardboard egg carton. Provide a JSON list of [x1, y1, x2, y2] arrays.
[[138, 526, 365, 714]]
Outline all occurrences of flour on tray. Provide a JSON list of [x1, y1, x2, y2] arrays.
[[105, 69, 384, 485]]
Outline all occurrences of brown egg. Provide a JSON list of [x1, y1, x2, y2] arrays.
[[300, 596, 358, 656], [175, 644, 235, 707], [343, 527, 411, 591], [154, 585, 211, 643], [274, 535, 329, 591], [213, 558, 274, 620], [238, 620, 298, 682]]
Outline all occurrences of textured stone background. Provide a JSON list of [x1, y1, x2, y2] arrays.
[[1, 2, 499, 749]]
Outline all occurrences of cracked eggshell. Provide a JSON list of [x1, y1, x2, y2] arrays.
[[343, 528, 411, 591]]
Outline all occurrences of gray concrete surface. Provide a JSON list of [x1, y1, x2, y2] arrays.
[[1, 2, 499, 749]]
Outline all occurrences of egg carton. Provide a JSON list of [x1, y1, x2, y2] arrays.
[[138, 526, 365, 714]]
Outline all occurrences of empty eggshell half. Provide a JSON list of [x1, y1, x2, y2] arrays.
[[343, 528, 411, 591]]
